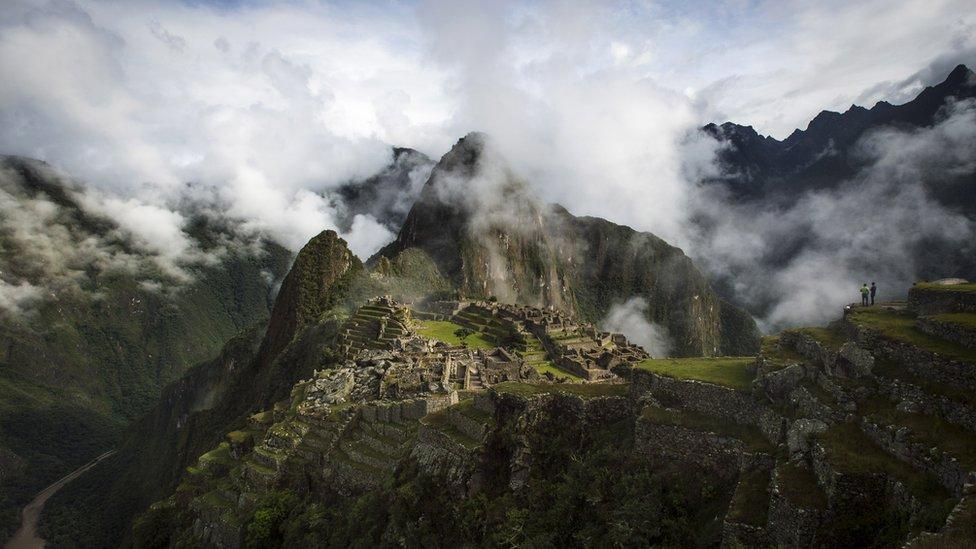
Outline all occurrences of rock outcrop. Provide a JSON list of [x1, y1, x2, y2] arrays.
[[375, 133, 760, 356]]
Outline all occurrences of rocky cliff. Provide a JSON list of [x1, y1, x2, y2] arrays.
[[38, 231, 362, 547], [376, 133, 760, 356], [130, 287, 976, 548]]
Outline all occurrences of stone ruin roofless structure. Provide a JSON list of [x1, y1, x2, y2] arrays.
[[334, 295, 649, 396]]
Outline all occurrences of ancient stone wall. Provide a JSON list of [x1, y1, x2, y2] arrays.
[[634, 420, 744, 480], [410, 424, 477, 492], [917, 316, 976, 350], [860, 418, 974, 497], [908, 287, 976, 315], [848, 323, 976, 390], [630, 369, 769, 433], [766, 467, 823, 547]]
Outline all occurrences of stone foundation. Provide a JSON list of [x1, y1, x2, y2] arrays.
[[908, 287, 976, 315]]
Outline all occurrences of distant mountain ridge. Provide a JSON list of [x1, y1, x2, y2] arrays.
[[704, 63, 976, 209]]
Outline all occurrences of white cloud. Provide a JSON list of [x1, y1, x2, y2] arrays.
[[600, 297, 673, 358], [0, 0, 973, 325], [0, 279, 42, 317]]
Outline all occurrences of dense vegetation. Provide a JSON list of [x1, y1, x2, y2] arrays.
[[0, 157, 293, 542], [134, 419, 733, 548]]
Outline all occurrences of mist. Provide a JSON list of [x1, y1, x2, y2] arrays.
[[689, 99, 976, 330], [600, 297, 673, 358], [2, 0, 975, 326]]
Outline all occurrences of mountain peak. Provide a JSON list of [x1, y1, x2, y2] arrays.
[[946, 63, 973, 85], [258, 230, 361, 364]]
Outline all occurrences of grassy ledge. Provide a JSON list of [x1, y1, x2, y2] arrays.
[[492, 381, 630, 398], [775, 461, 826, 509], [914, 283, 976, 293], [414, 320, 494, 349], [636, 357, 756, 391], [640, 405, 773, 453], [849, 308, 976, 364]]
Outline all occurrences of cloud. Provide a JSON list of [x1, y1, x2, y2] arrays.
[[1, 0, 974, 326], [600, 297, 672, 358], [0, 0, 444, 266], [690, 99, 976, 330], [0, 280, 42, 317]]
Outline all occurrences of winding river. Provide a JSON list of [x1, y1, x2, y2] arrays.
[[5, 450, 115, 549]]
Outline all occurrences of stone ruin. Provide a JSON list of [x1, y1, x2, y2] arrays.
[[428, 299, 650, 381], [328, 296, 650, 396]]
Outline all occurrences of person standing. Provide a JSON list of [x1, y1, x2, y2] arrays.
[[870, 282, 877, 305], [860, 283, 870, 306]]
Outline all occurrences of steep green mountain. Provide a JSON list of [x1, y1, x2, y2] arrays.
[[128, 268, 976, 547], [43, 133, 763, 546], [375, 133, 760, 356], [0, 157, 292, 542], [38, 230, 457, 546]]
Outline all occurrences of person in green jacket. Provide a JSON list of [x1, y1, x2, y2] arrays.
[[860, 283, 870, 306]]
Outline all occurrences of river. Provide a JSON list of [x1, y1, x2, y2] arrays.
[[5, 450, 115, 549]]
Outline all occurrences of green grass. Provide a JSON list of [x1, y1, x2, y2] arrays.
[[795, 327, 847, 351], [775, 462, 826, 509], [915, 283, 976, 293], [859, 397, 976, 470], [226, 430, 252, 445], [636, 357, 756, 391], [492, 381, 630, 398], [759, 336, 805, 372], [932, 313, 976, 329], [726, 468, 771, 526], [640, 405, 773, 452], [818, 423, 950, 503], [873, 359, 976, 408], [414, 320, 494, 349], [849, 308, 976, 364], [198, 443, 232, 466], [453, 399, 492, 423], [529, 361, 585, 381]]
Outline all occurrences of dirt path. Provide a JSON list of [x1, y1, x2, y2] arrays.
[[5, 450, 115, 549]]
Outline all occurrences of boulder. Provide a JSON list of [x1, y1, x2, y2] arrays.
[[761, 363, 805, 401], [834, 342, 874, 378], [787, 419, 828, 457]]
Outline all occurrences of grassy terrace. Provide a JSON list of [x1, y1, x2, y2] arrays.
[[636, 357, 756, 391], [640, 405, 773, 452], [933, 312, 976, 329], [760, 335, 805, 370], [818, 423, 953, 525], [791, 326, 847, 351], [775, 462, 826, 509], [414, 320, 494, 349], [915, 283, 976, 293], [521, 334, 584, 381], [873, 359, 976, 408], [849, 308, 976, 364], [492, 381, 629, 398], [726, 468, 771, 526], [860, 397, 976, 471]]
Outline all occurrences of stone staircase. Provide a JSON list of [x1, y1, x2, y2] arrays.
[[451, 305, 521, 345], [337, 301, 410, 354], [334, 418, 417, 475]]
